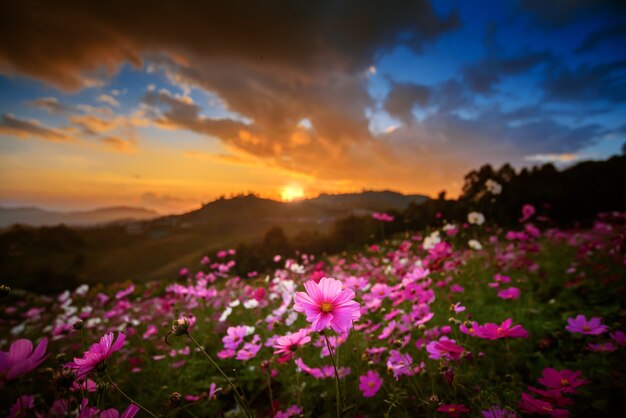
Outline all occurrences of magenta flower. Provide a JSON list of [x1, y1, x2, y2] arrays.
[[497, 287, 520, 300], [610, 330, 626, 346], [437, 403, 469, 417], [565, 315, 608, 335], [426, 337, 465, 360], [273, 328, 311, 363], [519, 393, 568, 417], [0, 338, 48, 381], [294, 277, 361, 333], [481, 319, 528, 339], [519, 204, 536, 222], [8, 394, 35, 418], [587, 342, 617, 352], [222, 326, 248, 350], [537, 368, 588, 394], [358, 370, 383, 397], [481, 405, 517, 417], [99, 404, 140, 418], [68, 332, 125, 379]]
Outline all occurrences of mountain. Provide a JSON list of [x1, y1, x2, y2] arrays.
[[0, 190, 428, 292], [0, 206, 159, 228]]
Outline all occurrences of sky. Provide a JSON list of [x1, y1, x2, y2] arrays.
[[0, 0, 625, 214]]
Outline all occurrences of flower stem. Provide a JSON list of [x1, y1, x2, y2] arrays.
[[324, 333, 343, 418], [187, 332, 253, 418], [265, 369, 275, 416], [104, 369, 158, 418]]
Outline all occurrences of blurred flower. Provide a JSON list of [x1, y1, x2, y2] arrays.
[[497, 287, 520, 300], [0, 338, 48, 381], [565, 315, 608, 335], [468, 212, 485, 225], [294, 277, 360, 333], [358, 370, 383, 397], [519, 204, 536, 222], [468, 239, 483, 250], [481, 405, 517, 417], [480, 319, 528, 339], [519, 393, 568, 417], [537, 368, 588, 394], [437, 403, 469, 417], [8, 394, 34, 418], [485, 179, 502, 195]]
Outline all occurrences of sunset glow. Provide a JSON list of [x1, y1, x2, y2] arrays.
[[281, 186, 305, 202]]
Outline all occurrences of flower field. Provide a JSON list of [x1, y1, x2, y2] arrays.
[[1, 210, 625, 417]]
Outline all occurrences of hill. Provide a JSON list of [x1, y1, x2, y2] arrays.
[[0, 206, 159, 227]]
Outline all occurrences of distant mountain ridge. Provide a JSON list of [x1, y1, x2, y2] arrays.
[[0, 206, 160, 227], [0, 190, 428, 228]]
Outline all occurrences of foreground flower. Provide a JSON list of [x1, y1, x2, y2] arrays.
[[565, 315, 608, 335], [67, 332, 125, 378], [519, 393, 569, 417], [273, 329, 311, 363], [359, 370, 383, 397], [537, 368, 588, 394], [293, 277, 361, 333], [0, 338, 48, 381], [437, 403, 469, 417], [99, 404, 140, 418]]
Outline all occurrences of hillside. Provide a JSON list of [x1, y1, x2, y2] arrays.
[[0, 190, 428, 292], [0, 206, 159, 227]]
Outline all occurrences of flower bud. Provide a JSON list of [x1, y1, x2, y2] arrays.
[[169, 392, 182, 407], [72, 319, 84, 330], [0, 284, 10, 297], [165, 317, 190, 345]]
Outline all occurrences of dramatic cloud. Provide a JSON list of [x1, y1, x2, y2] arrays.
[[384, 82, 430, 124], [0, 114, 72, 142], [26, 97, 72, 114]]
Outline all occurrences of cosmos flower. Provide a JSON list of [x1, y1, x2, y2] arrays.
[[497, 287, 520, 300], [0, 338, 48, 381], [468, 212, 485, 225], [222, 326, 248, 350], [519, 393, 569, 417], [437, 403, 470, 417], [480, 319, 528, 339], [481, 405, 517, 417], [520, 204, 536, 222], [426, 337, 465, 360], [67, 332, 126, 379], [565, 315, 608, 335], [99, 404, 140, 418], [293, 277, 361, 333], [273, 328, 311, 363], [537, 368, 588, 394], [359, 370, 383, 397]]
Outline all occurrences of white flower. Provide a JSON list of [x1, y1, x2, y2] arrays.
[[485, 179, 502, 195], [219, 307, 232, 322], [468, 212, 485, 225], [443, 223, 456, 231], [243, 299, 259, 309], [423, 230, 441, 250], [75, 284, 89, 296], [468, 239, 483, 250]]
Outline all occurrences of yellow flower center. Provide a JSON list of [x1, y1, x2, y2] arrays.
[[321, 301, 333, 313], [583, 325, 591, 331], [449, 408, 456, 412], [497, 327, 503, 336], [561, 379, 569, 386], [542, 405, 553, 412], [368, 381, 375, 388]]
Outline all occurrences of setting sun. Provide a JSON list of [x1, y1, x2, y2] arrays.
[[281, 186, 305, 202]]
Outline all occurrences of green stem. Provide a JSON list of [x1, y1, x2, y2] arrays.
[[324, 333, 343, 418], [104, 370, 158, 418], [181, 403, 200, 418], [187, 332, 253, 418]]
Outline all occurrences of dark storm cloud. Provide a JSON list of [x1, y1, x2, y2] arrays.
[[0, 0, 460, 91], [384, 82, 430, 124]]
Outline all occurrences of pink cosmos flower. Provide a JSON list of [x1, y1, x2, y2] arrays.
[[67, 332, 125, 379], [358, 370, 383, 397], [480, 319, 528, 339], [497, 287, 520, 300], [481, 405, 517, 417], [0, 338, 48, 381], [437, 403, 469, 417], [274, 404, 303, 418], [565, 315, 608, 335], [293, 277, 361, 333], [8, 395, 35, 418], [99, 404, 140, 418], [610, 330, 626, 346], [488, 274, 511, 288], [519, 393, 569, 417], [273, 329, 311, 363], [537, 368, 588, 394], [520, 204, 536, 222], [587, 342, 617, 352], [222, 326, 248, 350], [426, 337, 465, 360]]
